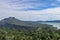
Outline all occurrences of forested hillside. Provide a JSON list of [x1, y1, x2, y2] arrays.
[[0, 17, 60, 40]]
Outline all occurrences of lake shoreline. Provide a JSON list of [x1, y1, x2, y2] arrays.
[[40, 22, 60, 29]]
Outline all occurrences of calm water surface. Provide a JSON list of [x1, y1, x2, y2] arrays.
[[40, 22, 60, 29]]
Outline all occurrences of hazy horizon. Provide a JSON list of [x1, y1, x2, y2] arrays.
[[0, 0, 60, 21]]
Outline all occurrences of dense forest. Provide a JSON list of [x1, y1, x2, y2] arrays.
[[0, 17, 60, 40]]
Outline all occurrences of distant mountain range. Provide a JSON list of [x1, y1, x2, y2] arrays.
[[0, 17, 42, 31], [0, 17, 41, 26], [35, 20, 60, 23], [0, 17, 60, 23], [30, 20, 60, 23], [45, 20, 60, 23], [0, 17, 57, 31]]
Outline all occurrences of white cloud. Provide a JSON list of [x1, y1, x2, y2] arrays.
[[1, 7, 60, 21], [15, 7, 60, 21], [0, 0, 60, 21]]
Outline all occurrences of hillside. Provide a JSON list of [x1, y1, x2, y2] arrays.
[[0, 17, 27, 26], [0, 17, 41, 26], [0, 17, 56, 30], [0, 17, 38, 31], [0, 17, 59, 40]]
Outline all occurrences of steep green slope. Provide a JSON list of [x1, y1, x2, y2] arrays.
[[0, 17, 27, 26], [0, 17, 58, 31], [0, 17, 43, 27], [0, 17, 59, 40]]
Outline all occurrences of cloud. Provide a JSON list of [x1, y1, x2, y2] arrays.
[[0, 7, 60, 21], [19, 7, 60, 21], [1, 0, 60, 10], [0, 0, 60, 21]]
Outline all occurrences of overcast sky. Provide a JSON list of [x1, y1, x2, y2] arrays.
[[0, 0, 60, 21]]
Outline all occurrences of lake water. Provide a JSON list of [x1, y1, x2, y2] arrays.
[[40, 22, 60, 29]]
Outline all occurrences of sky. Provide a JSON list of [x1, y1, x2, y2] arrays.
[[0, 0, 60, 21]]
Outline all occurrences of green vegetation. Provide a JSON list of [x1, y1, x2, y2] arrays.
[[0, 17, 60, 40], [0, 24, 60, 40]]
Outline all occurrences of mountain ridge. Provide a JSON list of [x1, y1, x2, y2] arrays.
[[0, 17, 57, 31]]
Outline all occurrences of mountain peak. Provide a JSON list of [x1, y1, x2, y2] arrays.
[[0, 17, 27, 26], [8, 17, 16, 19], [0, 17, 22, 24], [3, 17, 17, 20]]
